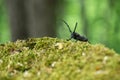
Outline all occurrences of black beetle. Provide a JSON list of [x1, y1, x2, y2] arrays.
[[62, 20, 88, 42]]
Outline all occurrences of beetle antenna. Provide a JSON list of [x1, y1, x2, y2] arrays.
[[73, 22, 78, 32], [62, 20, 72, 33]]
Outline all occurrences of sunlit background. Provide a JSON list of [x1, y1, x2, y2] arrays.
[[0, 0, 120, 53]]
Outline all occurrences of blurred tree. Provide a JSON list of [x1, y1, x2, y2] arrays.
[[108, 0, 120, 53], [80, 0, 89, 36], [6, 0, 58, 41], [0, 0, 3, 42]]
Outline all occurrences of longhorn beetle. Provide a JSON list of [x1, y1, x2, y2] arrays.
[[62, 20, 88, 42]]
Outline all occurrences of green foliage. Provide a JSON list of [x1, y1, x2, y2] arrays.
[[0, 0, 10, 43], [0, 37, 120, 80]]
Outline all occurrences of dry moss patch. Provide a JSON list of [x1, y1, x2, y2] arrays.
[[0, 37, 120, 80]]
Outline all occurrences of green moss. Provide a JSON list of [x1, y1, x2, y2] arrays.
[[0, 37, 120, 80]]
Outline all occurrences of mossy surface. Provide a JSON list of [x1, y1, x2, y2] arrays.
[[0, 37, 120, 80]]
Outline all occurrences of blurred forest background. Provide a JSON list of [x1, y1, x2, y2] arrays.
[[0, 0, 120, 53]]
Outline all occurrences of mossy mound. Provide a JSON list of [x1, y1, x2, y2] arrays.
[[0, 37, 120, 80]]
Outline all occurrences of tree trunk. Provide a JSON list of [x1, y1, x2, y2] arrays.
[[6, 0, 57, 41], [80, 0, 89, 36]]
